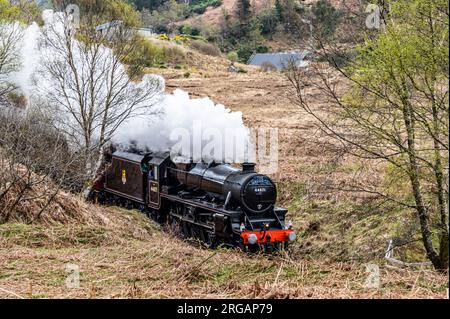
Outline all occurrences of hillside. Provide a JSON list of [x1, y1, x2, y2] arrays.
[[146, 48, 422, 263], [0, 160, 447, 298], [182, 0, 359, 24], [1, 207, 447, 298], [0, 46, 448, 298], [1, 0, 448, 300], [184, 0, 268, 25]]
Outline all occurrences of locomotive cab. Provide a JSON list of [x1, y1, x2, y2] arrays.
[[146, 153, 171, 209], [104, 151, 148, 203]]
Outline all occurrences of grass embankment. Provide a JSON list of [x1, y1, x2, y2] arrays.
[[0, 205, 447, 299], [0, 50, 447, 299]]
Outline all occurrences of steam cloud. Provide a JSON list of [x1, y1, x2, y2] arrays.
[[114, 89, 251, 163], [5, 10, 252, 163]]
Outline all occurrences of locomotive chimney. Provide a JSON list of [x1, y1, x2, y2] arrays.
[[242, 163, 256, 172]]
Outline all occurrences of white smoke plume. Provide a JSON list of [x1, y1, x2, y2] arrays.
[[5, 10, 252, 163], [114, 89, 252, 163], [7, 23, 40, 101]]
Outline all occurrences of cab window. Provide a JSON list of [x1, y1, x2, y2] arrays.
[[154, 166, 158, 181], [149, 166, 158, 181]]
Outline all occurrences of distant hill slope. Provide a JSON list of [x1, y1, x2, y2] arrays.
[[182, 0, 360, 25], [184, 0, 269, 25]]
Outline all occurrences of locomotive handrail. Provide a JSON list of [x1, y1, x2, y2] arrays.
[[167, 167, 187, 174], [272, 209, 284, 229], [224, 191, 232, 210], [169, 166, 235, 183], [242, 209, 255, 231], [259, 224, 268, 240]]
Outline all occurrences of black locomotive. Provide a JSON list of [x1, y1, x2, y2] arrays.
[[92, 150, 296, 251]]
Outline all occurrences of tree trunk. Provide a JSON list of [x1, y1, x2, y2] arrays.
[[431, 109, 449, 269], [427, 9, 448, 270], [439, 233, 449, 269], [401, 92, 443, 270]]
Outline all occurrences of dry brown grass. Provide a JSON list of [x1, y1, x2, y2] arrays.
[[0, 165, 447, 299], [0, 163, 446, 299], [143, 38, 255, 79], [0, 207, 447, 299], [0, 161, 103, 226], [188, 40, 222, 57], [0, 52, 447, 299], [159, 63, 445, 267]]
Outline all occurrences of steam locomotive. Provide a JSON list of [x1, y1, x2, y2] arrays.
[[91, 150, 296, 252]]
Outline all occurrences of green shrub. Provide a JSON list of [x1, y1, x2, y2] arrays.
[[237, 46, 252, 62], [178, 24, 202, 37], [311, 0, 341, 38], [191, 5, 207, 14], [227, 51, 238, 62], [256, 44, 269, 53], [141, 1, 190, 34], [7, 92, 27, 108], [155, 24, 169, 34], [123, 36, 166, 68], [190, 27, 202, 37], [187, 34, 207, 41], [258, 8, 280, 35], [189, 0, 223, 15]]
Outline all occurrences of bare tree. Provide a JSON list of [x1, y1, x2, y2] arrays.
[[286, 0, 449, 269], [0, 106, 84, 223], [34, 12, 163, 183], [0, 23, 22, 104]]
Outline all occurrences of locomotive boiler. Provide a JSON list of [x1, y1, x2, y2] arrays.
[[92, 150, 296, 252]]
